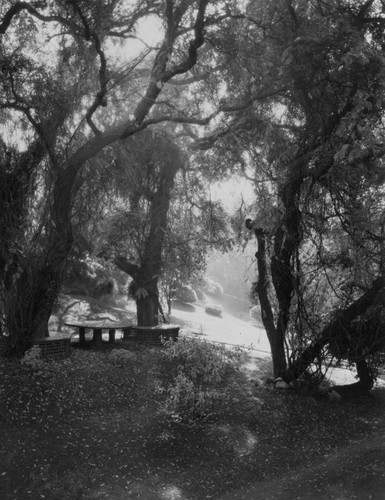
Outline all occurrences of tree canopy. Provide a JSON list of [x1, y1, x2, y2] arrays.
[[1, 0, 385, 391], [0, 0, 239, 351], [191, 0, 385, 388]]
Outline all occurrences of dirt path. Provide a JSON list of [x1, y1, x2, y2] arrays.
[[217, 434, 385, 500]]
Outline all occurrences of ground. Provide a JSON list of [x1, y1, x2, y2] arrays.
[[0, 293, 384, 499]]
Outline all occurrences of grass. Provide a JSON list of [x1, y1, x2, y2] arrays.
[[1, 341, 385, 500]]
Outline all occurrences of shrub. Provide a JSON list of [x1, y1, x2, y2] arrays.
[[21, 345, 45, 370], [175, 285, 198, 303], [202, 278, 223, 297], [62, 254, 122, 297], [156, 337, 243, 424], [108, 348, 137, 367]]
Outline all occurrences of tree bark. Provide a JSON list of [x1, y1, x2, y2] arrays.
[[113, 135, 182, 326], [250, 225, 287, 377], [136, 285, 159, 327]]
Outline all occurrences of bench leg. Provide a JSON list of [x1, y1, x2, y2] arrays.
[[79, 327, 86, 346], [108, 328, 116, 343], [92, 328, 103, 346]]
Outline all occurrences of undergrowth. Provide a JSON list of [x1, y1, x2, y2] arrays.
[[1, 341, 384, 500]]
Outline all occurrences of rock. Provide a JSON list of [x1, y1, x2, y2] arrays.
[[202, 279, 224, 297], [275, 378, 290, 389], [175, 285, 197, 303], [251, 378, 264, 387], [205, 305, 222, 317]]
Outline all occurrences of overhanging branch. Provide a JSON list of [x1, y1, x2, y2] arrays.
[[283, 276, 385, 381]]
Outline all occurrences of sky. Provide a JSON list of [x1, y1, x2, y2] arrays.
[[210, 177, 255, 212]]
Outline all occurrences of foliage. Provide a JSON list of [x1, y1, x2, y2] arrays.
[[76, 128, 233, 323], [196, 0, 385, 381], [63, 254, 122, 297], [0, 0, 235, 348], [108, 348, 137, 367], [20, 345, 44, 370], [328, 304, 385, 379], [174, 284, 198, 303], [202, 277, 224, 297], [155, 337, 243, 424], [206, 249, 256, 299]]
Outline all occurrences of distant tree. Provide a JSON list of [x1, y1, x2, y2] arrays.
[[159, 190, 231, 316], [102, 131, 184, 326], [72, 128, 231, 325]]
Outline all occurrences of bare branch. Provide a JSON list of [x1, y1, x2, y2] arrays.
[[164, 0, 210, 80], [0, 2, 73, 35], [168, 66, 222, 85]]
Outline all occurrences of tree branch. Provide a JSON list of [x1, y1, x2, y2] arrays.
[[0, 2, 74, 35], [283, 276, 385, 381], [114, 256, 139, 278]]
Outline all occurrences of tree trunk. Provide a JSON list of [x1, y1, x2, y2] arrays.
[[355, 358, 375, 391], [114, 135, 181, 327], [4, 253, 66, 355], [136, 293, 159, 326], [333, 359, 374, 396], [1, 157, 74, 354], [249, 225, 287, 377], [283, 276, 385, 385]]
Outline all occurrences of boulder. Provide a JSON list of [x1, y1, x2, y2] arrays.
[[175, 285, 198, 303], [202, 278, 224, 297], [205, 305, 223, 317], [195, 289, 207, 301], [275, 377, 290, 390]]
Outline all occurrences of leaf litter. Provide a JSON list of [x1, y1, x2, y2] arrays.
[[0, 347, 384, 499]]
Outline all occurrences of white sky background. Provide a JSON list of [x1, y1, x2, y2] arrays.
[[210, 177, 255, 212]]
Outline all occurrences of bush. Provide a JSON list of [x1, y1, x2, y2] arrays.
[[202, 278, 224, 297], [175, 285, 198, 303], [21, 345, 45, 370], [62, 254, 123, 297], [108, 348, 137, 367], [155, 337, 243, 424]]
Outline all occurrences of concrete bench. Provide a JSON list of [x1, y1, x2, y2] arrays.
[[64, 322, 132, 346]]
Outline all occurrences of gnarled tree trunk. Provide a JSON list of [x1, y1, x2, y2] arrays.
[[250, 226, 286, 377], [114, 136, 181, 326]]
